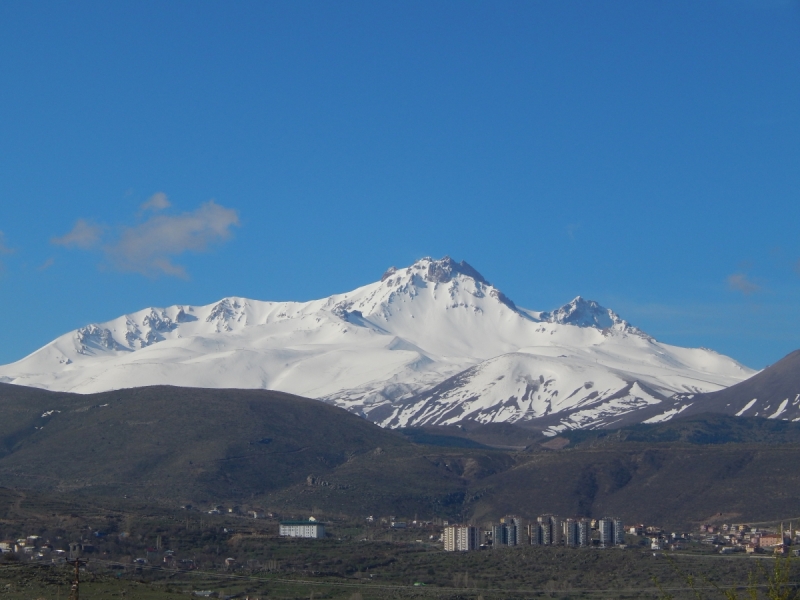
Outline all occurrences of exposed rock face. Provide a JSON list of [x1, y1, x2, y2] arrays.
[[206, 299, 246, 332], [541, 296, 646, 337], [541, 296, 619, 328], [423, 256, 489, 285], [75, 325, 128, 354]]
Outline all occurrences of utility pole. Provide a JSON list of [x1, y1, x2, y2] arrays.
[[68, 558, 86, 600]]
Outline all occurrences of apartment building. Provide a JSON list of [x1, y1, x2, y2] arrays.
[[444, 525, 480, 551]]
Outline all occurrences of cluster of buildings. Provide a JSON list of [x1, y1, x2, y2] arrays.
[[699, 522, 800, 554], [445, 515, 625, 551], [531, 515, 624, 547], [443, 518, 800, 554], [0, 536, 73, 562]]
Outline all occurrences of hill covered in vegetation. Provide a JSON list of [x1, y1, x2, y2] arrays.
[[2, 383, 800, 529]]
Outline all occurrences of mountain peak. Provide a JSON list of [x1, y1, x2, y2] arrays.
[[382, 256, 490, 286], [412, 256, 490, 285], [542, 296, 628, 331]]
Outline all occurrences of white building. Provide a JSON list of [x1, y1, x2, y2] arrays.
[[651, 537, 661, 550], [444, 525, 479, 551], [279, 521, 325, 539]]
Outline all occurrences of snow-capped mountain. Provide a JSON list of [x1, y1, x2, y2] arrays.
[[637, 349, 800, 425], [0, 257, 755, 433]]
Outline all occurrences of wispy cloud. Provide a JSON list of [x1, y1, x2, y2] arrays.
[[140, 191, 171, 213], [51, 219, 104, 249], [38, 257, 55, 271], [727, 273, 760, 295], [52, 197, 240, 279], [107, 201, 239, 278]]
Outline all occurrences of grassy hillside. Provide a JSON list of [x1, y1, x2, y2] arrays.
[[0, 384, 409, 502], [464, 415, 800, 527], [398, 421, 545, 449], [0, 383, 510, 519], [3, 384, 800, 529], [566, 412, 800, 445], [290, 415, 800, 529]]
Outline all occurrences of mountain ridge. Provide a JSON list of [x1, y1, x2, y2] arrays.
[[638, 349, 800, 424], [0, 256, 754, 431]]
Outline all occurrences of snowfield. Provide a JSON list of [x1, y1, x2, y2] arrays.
[[0, 257, 755, 432]]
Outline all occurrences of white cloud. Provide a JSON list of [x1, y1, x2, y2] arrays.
[[140, 191, 171, 212], [53, 197, 239, 279], [107, 200, 239, 278], [727, 273, 760, 295], [51, 219, 104, 249]]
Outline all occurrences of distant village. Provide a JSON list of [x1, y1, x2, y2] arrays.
[[2, 503, 798, 567], [439, 516, 800, 554], [273, 511, 800, 556]]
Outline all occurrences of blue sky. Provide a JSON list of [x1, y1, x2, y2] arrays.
[[0, 0, 798, 369]]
